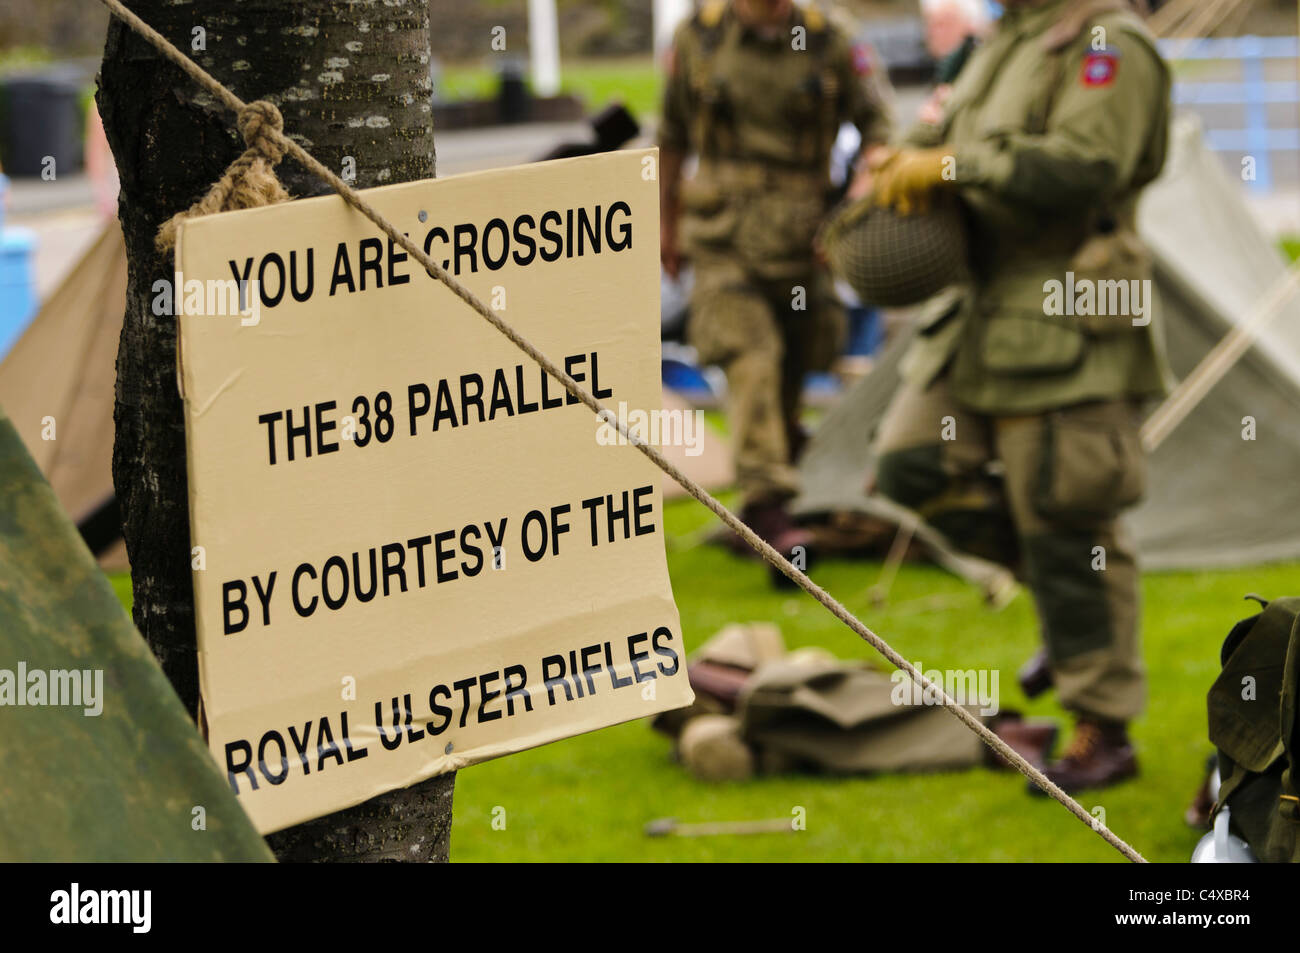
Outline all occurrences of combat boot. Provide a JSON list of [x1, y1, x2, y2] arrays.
[[1017, 649, 1053, 699], [1031, 717, 1137, 796], [985, 712, 1058, 772], [728, 500, 814, 571]]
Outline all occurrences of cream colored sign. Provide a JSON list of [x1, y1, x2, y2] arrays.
[[175, 149, 693, 834]]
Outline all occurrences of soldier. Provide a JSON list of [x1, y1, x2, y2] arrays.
[[869, 0, 1172, 793], [658, 0, 893, 560]]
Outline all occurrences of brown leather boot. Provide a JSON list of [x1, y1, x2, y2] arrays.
[[1032, 717, 1138, 796], [727, 501, 816, 589], [985, 712, 1058, 772], [1017, 649, 1053, 699], [728, 501, 813, 560]]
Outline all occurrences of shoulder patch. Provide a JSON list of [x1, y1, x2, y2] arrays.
[[1080, 46, 1120, 88], [851, 42, 877, 77]]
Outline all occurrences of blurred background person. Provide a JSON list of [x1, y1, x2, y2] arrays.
[[918, 0, 994, 125], [658, 0, 893, 565]]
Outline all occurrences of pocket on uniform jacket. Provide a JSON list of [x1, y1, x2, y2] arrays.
[[980, 310, 1086, 375], [735, 190, 825, 268], [1033, 403, 1146, 523], [680, 181, 738, 249], [1064, 230, 1155, 336]]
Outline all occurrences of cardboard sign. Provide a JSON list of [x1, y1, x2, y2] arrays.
[[175, 149, 693, 833]]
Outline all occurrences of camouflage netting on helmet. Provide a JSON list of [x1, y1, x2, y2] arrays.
[[821, 195, 970, 308]]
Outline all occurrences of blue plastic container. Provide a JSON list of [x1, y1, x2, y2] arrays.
[[0, 212, 37, 359]]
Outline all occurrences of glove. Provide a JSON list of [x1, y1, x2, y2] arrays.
[[871, 148, 954, 216]]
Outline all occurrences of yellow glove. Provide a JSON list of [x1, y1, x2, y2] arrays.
[[871, 148, 954, 216]]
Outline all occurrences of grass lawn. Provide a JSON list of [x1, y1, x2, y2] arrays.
[[108, 498, 1300, 862]]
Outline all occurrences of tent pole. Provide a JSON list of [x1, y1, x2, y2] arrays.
[[1142, 262, 1300, 452], [868, 515, 917, 607]]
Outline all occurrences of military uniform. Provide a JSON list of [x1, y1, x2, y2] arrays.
[[659, 0, 892, 507], [871, 0, 1171, 767]]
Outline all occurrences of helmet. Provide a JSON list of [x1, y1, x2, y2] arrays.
[[1191, 807, 1259, 863], [822, 194, 970, 308]]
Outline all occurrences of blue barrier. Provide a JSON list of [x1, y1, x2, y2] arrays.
[[0, 174, 39, 359], [1159, 35, 1300, 192], [0, 228, 37, 360]]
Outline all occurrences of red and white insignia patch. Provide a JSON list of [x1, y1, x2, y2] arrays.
[[1080, 49, 1119, 88], [852, 43, 875, 76]]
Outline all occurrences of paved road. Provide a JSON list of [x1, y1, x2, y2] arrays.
[[436, 119, 594, 176]]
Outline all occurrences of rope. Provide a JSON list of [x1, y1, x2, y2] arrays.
[[1176, 0, 1245, 40], [1148, 0, 1199, 35], [155, 100, 290, 253], [97, 0, 1146, 863], [868, 514, 917, 608]]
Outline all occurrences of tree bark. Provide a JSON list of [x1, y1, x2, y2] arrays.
[[97, 0, 453, 862]]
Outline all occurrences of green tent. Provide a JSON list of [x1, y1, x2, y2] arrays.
[[0, 406, 271, 861]]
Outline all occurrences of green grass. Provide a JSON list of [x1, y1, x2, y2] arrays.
[[442, 500, 1298, 862], [439, 56, 662, 122], [106, 501, 1300, 862], [0, 46, 55, 75]]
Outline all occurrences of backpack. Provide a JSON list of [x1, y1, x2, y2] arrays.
[[1208, 596, 1300, 862]]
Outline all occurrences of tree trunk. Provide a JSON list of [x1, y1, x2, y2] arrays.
[[97, 0, 453, 862]]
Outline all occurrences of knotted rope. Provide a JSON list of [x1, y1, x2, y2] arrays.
[[98, 0, 1147, 863], [155, 100, 290, 253]]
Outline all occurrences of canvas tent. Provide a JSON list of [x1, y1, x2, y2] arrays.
[[0, 404, 270, 861], [794, 117, 1300, 571], [0, 219, 128, 569]]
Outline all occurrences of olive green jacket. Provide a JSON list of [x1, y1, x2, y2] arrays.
[[658, 0, 893, 278], [901, 0, 1174, 414]]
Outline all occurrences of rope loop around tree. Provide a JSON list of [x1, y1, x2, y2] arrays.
[[155, 100, 290, 253]]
